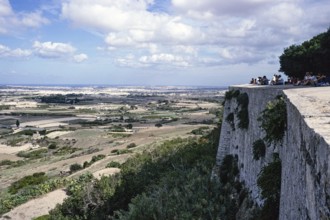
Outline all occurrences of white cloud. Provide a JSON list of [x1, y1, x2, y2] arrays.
[[105, 33, 135, 47], [0, 0, 49, 34], [32, 41, 89, 63], [57, 0, 330, 69], [61, 0, 202, 46], [0, 44, 32, 58], [33, 41, 76, 59], [139, 53, 190, 67], [20, 11, 49, 28], [61, 0, 156, 32], [0, 0, 12, 16], [172, 0, 274, 17], [73, 53, 88, 63]]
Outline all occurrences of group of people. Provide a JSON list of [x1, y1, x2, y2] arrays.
[[250, 74, 284, 85], [250, 72, 330, 87], [289, 72, 329, 86]]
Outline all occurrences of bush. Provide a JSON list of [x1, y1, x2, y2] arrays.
[[111, 149, 119, 154], [33, 215, 50, 220], [82, 155, 106, 169], [83, 161, 90, 168], [69, 163, 83, 173], [16, 129, 35, 136], [236, 93, 249, 129], [126, 143, 137, 149], [48, 143, 57, 149], [219, 155, 239, 184], [0, 159, 13, 166], [252, 139, 266, 160], [226, 112, 235, 130], [91, 154, 106, 163], [190, 126, 209, 135], [116, 149, 132, 155], [54, 146, 79, 156], [17, 148, 48, 159], [110, 125, 126, 132], [0, 178, 67, 215], [258, 95, 287, 144], [106, 161, 121, 168], [224, 89, 240, 100], [257, 156, 282, 220], [8, 172, 48, 194]]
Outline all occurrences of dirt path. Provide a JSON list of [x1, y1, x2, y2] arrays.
[[0, 189, 67, 220]]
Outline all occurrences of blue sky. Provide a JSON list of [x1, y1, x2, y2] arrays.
[[0, 0, 329, 86]]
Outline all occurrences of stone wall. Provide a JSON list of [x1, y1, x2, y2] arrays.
[[216, 85, 330, 219]]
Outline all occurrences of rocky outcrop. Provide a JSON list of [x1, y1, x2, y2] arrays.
[[216, 85, 330, 220]]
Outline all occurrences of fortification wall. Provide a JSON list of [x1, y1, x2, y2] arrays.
[[216, 85, 330, 219]]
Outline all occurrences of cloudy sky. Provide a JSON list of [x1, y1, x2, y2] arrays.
[[0, 0, 329, 86]]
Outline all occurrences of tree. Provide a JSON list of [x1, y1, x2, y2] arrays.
[[16, 120, 20, 128], [279, 28, 330, 78]]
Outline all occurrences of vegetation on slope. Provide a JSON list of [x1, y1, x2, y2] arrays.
[[257, 154, 282, 220], [258, 95, 287, 144], [29, 108, 250, 220], [47, 127, 221, 219]]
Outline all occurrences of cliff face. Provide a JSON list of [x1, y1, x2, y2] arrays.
[[216, 85, 330, 220]]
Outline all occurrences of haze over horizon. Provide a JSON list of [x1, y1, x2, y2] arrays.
[[0, 0, 329, 86]]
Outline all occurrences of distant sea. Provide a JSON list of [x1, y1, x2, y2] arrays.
[[0, 84, 228, 90]]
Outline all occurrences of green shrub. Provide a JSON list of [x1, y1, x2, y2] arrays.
[[219, 155, 239, 184], [48, 143, 57, 150], [226, 112, 235, 130], [116, 149, 132, 155], [16, 129, 35, 136], [83, 161, 90, 168], [257, 156, 282, 220], [33, 215, 50, 220], [54, 146, 79, 156], [91, 154, 106, 163], [17, 148, 48, 159], [8, 172, 48, 194], [224, 89, 240, 100], [106, 161, 121, 168], [110, 125, 126, 132], [236, 93, 249, 129], [111, 149, 119, 154], [0, 159, 13, 166], [0, 159, 27, 168], [0, 178, 67, 215], [258, 95, 287, 144], [69, 163, 83, 173], [39, 130, 47, 135], [126, 143, 137, 149], [190, 126, 209, 135], [252, 139, 266, 160]]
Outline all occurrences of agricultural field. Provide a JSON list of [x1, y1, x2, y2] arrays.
[[0, 85, 225, 219]]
